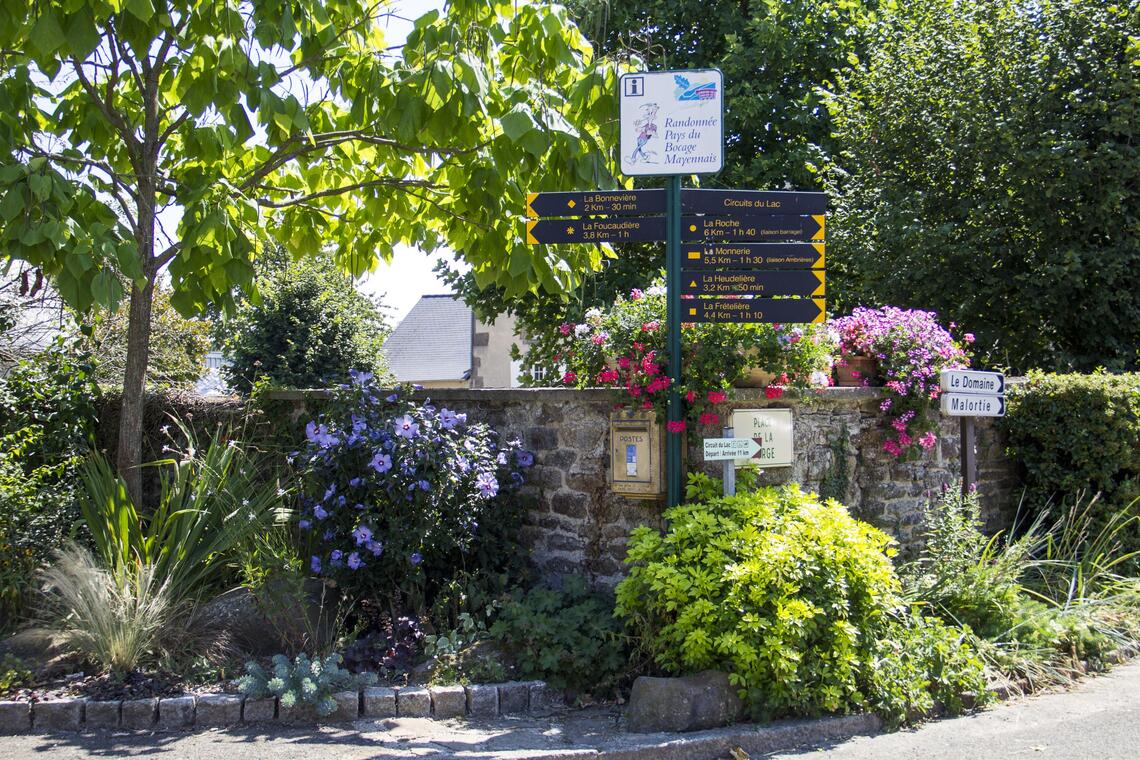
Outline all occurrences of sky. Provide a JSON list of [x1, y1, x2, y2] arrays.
[[357, 0, 456, 325]]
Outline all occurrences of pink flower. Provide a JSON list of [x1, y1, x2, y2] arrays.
[[699, 412, 719, 426], [591, 333, 606, 346], [667, 420, 686, 433], [630, 288, 643, 301], [892, 419, 908, 433], [883, 439, 902, 457], [628, 384, 642, 397], [707, 390, 727, 404], [596, 369, 619, 384], [562, 371, 577, 385], [765, 385, 784, 400], [647, 377, 671, 394], [642, 401, 653, 410], [617, 356, 631, 369], [559, 323, 572, 336], [641, 320, 660, 332], [964, 333, 975, 343], [851, 370, 861, 379], [918, 432, 937, 449], [685, 390, 696, 403], [897, 431, 912, 447]]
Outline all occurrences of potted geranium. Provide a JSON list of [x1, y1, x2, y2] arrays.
[[832, 306, 972, 458], [737, 322, 837, 398]]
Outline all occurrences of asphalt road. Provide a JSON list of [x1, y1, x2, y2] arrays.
[[2, 662, 1138, 759]]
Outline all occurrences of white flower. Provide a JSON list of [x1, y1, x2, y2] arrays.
[[810, 370, 830, 387], [574, 324, 591, 337], [646, 285, 666, 296]]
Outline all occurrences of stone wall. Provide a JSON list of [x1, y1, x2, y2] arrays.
[[263, 387, 1018, 587], [102, 388, 1018, 588]]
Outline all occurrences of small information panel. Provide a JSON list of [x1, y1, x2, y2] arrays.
[[619, 69, 724, 177], [730, 409, 794, 467], [609, 410, 666, 498]]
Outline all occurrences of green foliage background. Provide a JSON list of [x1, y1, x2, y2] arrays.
[[824, 0, 1139, 372]]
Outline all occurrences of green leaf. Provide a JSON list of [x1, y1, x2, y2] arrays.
[[500, 108, 535, 143], [0, 187, 25, 222], [124, 0, 155, 23], [30, 10, 67, 58]]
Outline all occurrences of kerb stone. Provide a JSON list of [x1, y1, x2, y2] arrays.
[[430, 685, 466, 719], [528, 682, 562, 716], [329, 691, 359, 722], [397, 687, 430, 718], [194, 694, 242, 726], [83, 700, 121, 730], [157, 696, 195, 730], [242, 697, 276, 723], [120, 698, 157, 730], [465, 684, 499, 718], [0, 701, 31, 734], [362, 687, 397, 718], [34, 699, 84, 732], [497, 681, 530, 715]]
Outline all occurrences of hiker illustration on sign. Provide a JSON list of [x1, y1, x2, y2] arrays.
[[629, 103, 659, 166]]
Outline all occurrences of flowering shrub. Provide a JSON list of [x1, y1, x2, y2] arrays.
[[293, 372, 533, 606], [738, 322, 838, 394], [832, 307, 971, 458]]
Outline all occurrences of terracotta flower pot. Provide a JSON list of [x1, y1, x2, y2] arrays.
[[736, 367, 779, 388], [835, 355, 879, 387]]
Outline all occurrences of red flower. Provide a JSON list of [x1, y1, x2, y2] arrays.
[[641, 401, 653, 410], [699, 412, 719, 426], [617, 356, 631, 369], [596, 369, 620, 384], [765, 385, 784, 399], [562, 371, 577, 385], [707, 390, 727, 404], [667, 420, 686, 433], [685, 390, 696, 403]]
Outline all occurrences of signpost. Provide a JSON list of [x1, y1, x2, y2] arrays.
[[526, 68, 826, 508], [940, 369, 1007, 495], [526, 190, 664, 217], [703, 436, 763, 461], [685, 242, 825, 270], [682, 270, 825, 298], [685, 298, 826, 324]]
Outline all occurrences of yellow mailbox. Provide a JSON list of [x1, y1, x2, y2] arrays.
[[609, 410, 666, 499]]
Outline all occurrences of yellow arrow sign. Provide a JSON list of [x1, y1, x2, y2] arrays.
[[812, 215, 825, 241], [812, 271, 825, 297]]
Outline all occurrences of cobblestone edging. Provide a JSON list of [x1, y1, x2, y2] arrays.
[[0, 680, 561, 735]]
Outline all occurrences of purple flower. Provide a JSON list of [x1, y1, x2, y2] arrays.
[[298, 519, 311, 530], [515, 450, 534, 468], [395, 415, 420, 439], [347, 552, 364, 570], [370, 451, 392, 473], [353, 525, 373, 546], [313, 505, 328, 520], [475, 471, 499, 498], [367, 540, 384, 556], [409, 552, 423, 566], [349, 369, 373, 385], [418, 479, 430, 491], [439, 408, 460, 429], [305, 421, 339, 448], [349, 477, 362, 487], [310, 555, 322, 574], [386, 393, 399, 402]]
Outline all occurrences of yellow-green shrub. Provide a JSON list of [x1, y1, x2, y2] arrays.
[[615, 482, 900, 718]]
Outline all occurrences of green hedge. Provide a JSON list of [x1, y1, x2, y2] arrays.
[[1003, 372, 1140, 527]]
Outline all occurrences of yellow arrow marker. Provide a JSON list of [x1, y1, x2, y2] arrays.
[[812, 271, 826, 297], [812, 215, 826, 241], [812, 298, 826, 324], [812, 242, 826, 269], [526, 192, 537, 218], [688, 251, 701, 260], [526, 220, 538, 244]]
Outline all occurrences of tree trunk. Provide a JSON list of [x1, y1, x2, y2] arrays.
[[115, 274, 155, 506]]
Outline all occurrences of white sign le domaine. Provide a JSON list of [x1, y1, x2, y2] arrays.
[[619, 69, 724, 177]]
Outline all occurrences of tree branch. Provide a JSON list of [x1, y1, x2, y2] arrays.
[[254, 178, 440, 208]]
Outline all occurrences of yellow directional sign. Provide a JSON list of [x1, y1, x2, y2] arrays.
[[525, 217, 665, 244], [685, 298, 826, 324], [681, 271, 825, 297], [684, 242, 825, 269], [682, 214, 825, 242]]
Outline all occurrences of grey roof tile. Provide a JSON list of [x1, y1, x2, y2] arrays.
[[383, 295, 471, 382]]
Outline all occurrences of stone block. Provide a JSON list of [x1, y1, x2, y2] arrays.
[[526, 427, 558, 451], [528, 681, 563, 715], [277, 703, 319, 725], [120, 698, 157, 730], [83, 700, 121, 730], [397, 687, 430, 717], [550, 491, 589, 519], [625, 670, 742, 733], [242, 697, 276, 723], [465, 684, 498, 718], [430, 685, 466, 719], [194, 694, 242, 726], [157, 696, 195, 730], [0, 701, 31, 734], [34, 699, 84, 732], [329, 691, 359, 722], [497, 682, 529, 715], [362, 687, 397, 718]]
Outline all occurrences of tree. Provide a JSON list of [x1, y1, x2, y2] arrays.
[[222, 253, 392, 394], [83, 285, 211, 390], [0, 0, 620, 502], [823, 0, 1139, 373]]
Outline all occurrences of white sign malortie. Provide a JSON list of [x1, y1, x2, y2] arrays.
[[619, 69, 724, 177]]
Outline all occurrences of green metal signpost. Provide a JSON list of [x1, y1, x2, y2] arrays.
[[525, 69, 827, 508]]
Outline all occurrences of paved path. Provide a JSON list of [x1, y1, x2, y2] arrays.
[[2, 662, 1138, 759]]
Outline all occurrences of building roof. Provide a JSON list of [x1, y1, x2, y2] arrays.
[[382, 295, 471, 383]]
